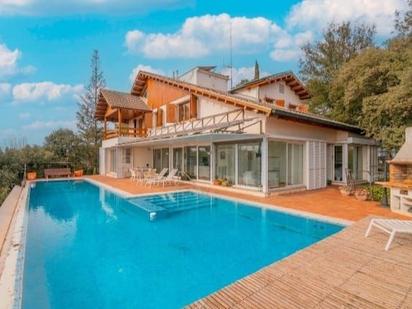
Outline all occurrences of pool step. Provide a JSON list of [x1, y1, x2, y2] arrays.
[[127, 193, 213, 220]]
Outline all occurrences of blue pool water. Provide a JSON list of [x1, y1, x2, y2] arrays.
[[23, 180, 343, 309]]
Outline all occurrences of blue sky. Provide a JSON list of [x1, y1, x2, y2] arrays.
[[0, 0, 406, 145]]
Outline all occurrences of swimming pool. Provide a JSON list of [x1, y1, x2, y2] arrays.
[[22, 180, 343, 308]]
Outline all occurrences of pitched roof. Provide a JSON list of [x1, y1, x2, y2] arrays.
[[271, 107, 363, 134], [230, 71, 310, 100], [130, 70, 364, 134], [95, 89, 150, 120], [132, 71, 273, 114]]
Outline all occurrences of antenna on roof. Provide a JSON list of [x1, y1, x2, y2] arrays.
[[229, 19, 233, 89]]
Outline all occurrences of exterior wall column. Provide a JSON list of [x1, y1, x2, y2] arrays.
[[342, 143, 349, 184], [261, 136, 269, 195], [210, 143, 215, 183]]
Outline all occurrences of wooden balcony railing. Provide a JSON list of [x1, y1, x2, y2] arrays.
[[104, 127, 147, 140]]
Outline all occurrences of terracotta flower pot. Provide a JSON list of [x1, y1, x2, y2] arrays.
[[27, 172, 37, 180], [213, 179, 222, 185], [355, 190, 369, 201], [74, 169, 84, 177], [339, 186, 352, 196]]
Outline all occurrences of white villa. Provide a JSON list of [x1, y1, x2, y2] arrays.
[[96, 66, 378, 195]]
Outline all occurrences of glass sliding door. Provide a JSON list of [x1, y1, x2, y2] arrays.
[[153, 149, 162, 172], [348, 145, 363, 180], [268, 141, 304, 188], [172, 148, 183, 172], [268, 141, 287, 187], [198, 146, 211, 181], [184, 146, 197, 179], [288, 143, 304, 185], [153, 148, 169, 172], [334, 145, 343, 181], [238, 142, 262, 187], [161, 148, 169, 172], [215, 144, 236, 184]]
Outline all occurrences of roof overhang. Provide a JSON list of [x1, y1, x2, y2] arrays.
[[231, 71, 310, 100], [116, 132, 263, 148], [132, 71, 272, 115], [271, 108, 363, 134], [96, 89, 151, 121]]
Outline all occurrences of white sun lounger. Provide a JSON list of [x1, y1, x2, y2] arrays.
[[144, 168, 168, 186], [147, 169, 178, 187], [365, 218, 412, 251]]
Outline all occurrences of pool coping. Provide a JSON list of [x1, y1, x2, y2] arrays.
[[0, 177, 352, 309]]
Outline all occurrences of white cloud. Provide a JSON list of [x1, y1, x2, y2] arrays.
[[0, 43, 35, 79], [286, 0, 406, 36], [270, 31, 313, 61], [12, 82, 83, 102], [0, 0, 188, 15], [220, 66, 270, 88], [22, 120, 76, 130], [125, 14, 283, 59], [129, 64, 164, 83]]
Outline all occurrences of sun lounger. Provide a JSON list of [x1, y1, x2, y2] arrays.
[[146, 169, 178, 187], [365, 218, 412, 251], [144, 168, 168, 186]]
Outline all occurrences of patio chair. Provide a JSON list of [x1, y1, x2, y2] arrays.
[[146, 169, 178, 187], [129, 168, 137, 181], [144, 168, 168, 186], [365, 218, 412, 251]]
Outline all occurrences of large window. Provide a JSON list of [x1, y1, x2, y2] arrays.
[[178, 102, 190, 122], [238, 142, 262, 187], [215, 144, 236, 184], [268, 141, 304, 188], [334, 145, 343, 181], [173, 148, 183, 172], [153, 148, 169, 172], [288, 143, 304, 185], [184, 146, 197, 179], [348, 145, 363, 180], [198, 146, 211, 180]]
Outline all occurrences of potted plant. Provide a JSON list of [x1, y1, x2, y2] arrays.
[[221, 178, 232, 187], [355, 188, 369, 201], [74, 169, 84, 177], [213, 179, 222, 185], [339, 185, 352, 196], [27, 171, 37, 180]]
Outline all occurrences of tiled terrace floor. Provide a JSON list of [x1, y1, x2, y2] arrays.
[[87, 175, 407, 221]]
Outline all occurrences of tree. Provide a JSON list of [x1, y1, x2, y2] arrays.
[[44, 129, 84, 168], [394, 0, 412, 38], [76, 49, 106, 173], [254, 60, 260, 80], [299, 22, 376, 114], [328, 37, 412, 150]]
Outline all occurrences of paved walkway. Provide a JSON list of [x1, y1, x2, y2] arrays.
[[188, 217, 412, 308], [88, 176, 406, 221]]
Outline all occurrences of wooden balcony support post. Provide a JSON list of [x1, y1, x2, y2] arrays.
[[118, 109, 122, 136], [104, 116, 107, 139]]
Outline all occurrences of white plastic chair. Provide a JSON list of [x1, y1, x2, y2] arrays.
[[144, 168, 168, 187], [129, 168, 137, 181], [365, 218, 412, 251]]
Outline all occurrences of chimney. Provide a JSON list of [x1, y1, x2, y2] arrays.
[[391, 127, 412, 164]]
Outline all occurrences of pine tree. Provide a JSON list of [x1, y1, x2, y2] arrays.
[[254, 60, 260, 80], [76, 50, 106, 173]]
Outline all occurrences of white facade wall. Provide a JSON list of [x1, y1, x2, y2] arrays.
[[258, 81, 304, 107], [179, 68, 228, 91], [132, 147, 153, 168]]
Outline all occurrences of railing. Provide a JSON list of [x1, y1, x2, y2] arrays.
[[104, 127, 147, 140], [148, 109, 261, 139]]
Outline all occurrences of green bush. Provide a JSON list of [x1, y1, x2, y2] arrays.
[[362, 184, 387, 202]]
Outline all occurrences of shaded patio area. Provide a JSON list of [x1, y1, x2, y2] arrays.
[[87, 175, 406, 221]]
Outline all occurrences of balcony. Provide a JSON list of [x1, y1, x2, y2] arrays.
[[104, 127, 147, 140]]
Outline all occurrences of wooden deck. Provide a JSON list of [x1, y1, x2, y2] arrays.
[[188, 217, 412, 308], [87, 175, 406, 221]]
